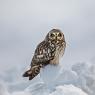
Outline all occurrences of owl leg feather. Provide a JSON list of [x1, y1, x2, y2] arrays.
[[23, 64, 42, 80]]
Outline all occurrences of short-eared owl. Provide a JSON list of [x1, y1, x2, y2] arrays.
[[23, 29, 66, 80]]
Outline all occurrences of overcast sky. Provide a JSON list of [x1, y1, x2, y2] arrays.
[[0, 0, 95, 71]]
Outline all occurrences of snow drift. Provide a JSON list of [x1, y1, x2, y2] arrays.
[[0, 60, 95, 95], [72, 62, 95, 95]]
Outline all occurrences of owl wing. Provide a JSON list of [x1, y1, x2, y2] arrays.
[[23, 41, 56, 80], [32, 41, 56, 66]]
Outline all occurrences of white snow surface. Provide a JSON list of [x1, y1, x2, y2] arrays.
[[0, 60, 95, 95], [72, 62, 95, 95], [0, 82, 88, 95], [50, 85, 88, 95]]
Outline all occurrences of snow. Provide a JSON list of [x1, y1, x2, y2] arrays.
[[40, 64, 78, 89], [50, 85, 88, 95], [40, 64, 63, 87], [0, 60, 95, 95], [25, 84, 88, 95], [1, 84, 88, 95], [72, 62, 95, 95], [0, 0, 95, 94], [12, 91, 31, 95]]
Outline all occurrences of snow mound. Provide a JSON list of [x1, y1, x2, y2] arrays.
[[50, 85, 88, 95], [40, 64, 78, 89], [0, 60, 95, 95], [25, 83, 88, 95], [40, 64, 63, 88], [0, 81, 88, 95], [72, 62, 95, 95]]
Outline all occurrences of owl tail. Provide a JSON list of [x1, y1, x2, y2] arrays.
[[23, 64, 42, 80]]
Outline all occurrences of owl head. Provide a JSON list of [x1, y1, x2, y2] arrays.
[[45, 29, 65, 45]]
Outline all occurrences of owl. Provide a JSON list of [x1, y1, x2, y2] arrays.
[[23, 29, 66, 80]]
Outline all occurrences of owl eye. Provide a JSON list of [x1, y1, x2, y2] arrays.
[[58, 33, 62, 37], [50, 33, 55, 37]]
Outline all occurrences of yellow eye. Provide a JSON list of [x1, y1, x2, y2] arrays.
[[50, 33, 55, 37], [58, 33, 62, 37]]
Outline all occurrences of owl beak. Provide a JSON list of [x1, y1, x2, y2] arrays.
[[55, 38, 59, 44], [55, 36, 57, 43]]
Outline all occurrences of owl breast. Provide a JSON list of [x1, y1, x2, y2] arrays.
[[50, 44, 65, 65]]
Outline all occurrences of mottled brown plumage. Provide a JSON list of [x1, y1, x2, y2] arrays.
[[23, 29, 66, 80]]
